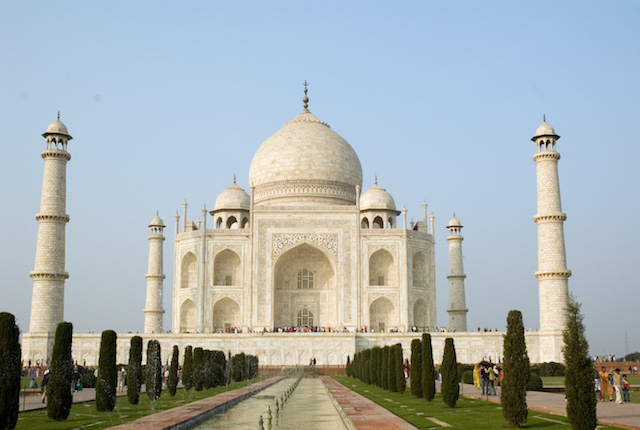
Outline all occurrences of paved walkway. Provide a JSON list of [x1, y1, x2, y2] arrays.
[[19, 386, 142, 412], [456, 382, 640, 430], [322, 376, 417, 430]]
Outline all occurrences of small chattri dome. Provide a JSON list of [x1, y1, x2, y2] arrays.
[[149, 215, 165, 227], [43, 119, 72, 139], [360, 184, 396, 211], [214, 183, 250, 211], [532, 121, 558, 141], [448, 216, 461, 228]]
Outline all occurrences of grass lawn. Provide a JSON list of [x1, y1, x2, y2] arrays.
[[16, 377, 268, 430], [21, 377, 43, 389], [334, 377, 624, 429]]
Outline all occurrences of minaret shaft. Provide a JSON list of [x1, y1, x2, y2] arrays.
[[144, 218, 166, 333], [29, 134, 71, 335], [446, 218, 468, 331], [533, 124, 570, 333]]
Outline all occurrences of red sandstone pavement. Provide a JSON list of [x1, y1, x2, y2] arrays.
[[456, 382, 640, 430], [322, 376, 417, 430]]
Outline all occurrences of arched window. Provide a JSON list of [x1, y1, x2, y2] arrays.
[[297, 308, 314, 327], [373, 216, 384, 229], [226, 216, 238, 229], [361, 217, 370, 228], [297, 269, 314, 289], [216, 217, 223, 229]]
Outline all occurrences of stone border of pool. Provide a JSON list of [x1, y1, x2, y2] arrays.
[[109, 376, 285, 430]]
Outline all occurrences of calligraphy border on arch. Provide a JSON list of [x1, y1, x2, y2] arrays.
[[272, 233, 338, 259]]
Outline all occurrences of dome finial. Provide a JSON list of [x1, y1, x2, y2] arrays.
[[374, 174, 378, 185], [57, 111, 60, 121], [156, 210, 159, 216], [233, 173, 236, 185], [543, 113, 546, 123], [302, 80, 309, 109]]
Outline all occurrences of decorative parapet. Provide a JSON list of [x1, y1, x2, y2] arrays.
[[253, 180, 356, 205], [35, 213, 70, 222], [29, 271, 69, 280], [533, 213, 567, 222]]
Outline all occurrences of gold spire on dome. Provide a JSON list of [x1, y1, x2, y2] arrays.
[[303, 80, 309, 110]]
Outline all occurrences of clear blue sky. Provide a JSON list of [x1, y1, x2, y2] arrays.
[[1, 1, 638, 358]]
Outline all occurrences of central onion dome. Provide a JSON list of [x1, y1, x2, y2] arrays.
[[249, 92, 362, 206]]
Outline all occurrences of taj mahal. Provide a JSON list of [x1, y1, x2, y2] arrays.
[[21, 89, 570, 367]]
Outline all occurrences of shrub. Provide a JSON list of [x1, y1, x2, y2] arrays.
[[96, 330, 117, 412], [410, 339, 423, 398], [369, 347, 379, 387], [213, 350, 227, 386], [193, 348, 204, 390], [563, 295, 597, 430], [346, 356, 351, 377], [458, 363, 474, 380], [0, 312, 21, 430], [501, 310, 530, 427], [387, 346, 397, 392], [47, 322, 73, 421], [422, 333, 436, 401], [441, 338, 459, 408], [528, 373, 543, 391], [231, 353, 246, 382], [380, 348, 388, 390], [182, 346, 193, 390], [168, 346, 179, 396], [531, 362, 565, 377], [126, 336, 142, 404], [395, 344, 406, 394], [146, 340, 162, 401], [462, 370, 474, 384], [79, 371, 96, 389]]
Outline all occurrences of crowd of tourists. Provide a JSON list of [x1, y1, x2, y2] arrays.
[[596, 367, 631, 404], [472, 362, 502, 396]]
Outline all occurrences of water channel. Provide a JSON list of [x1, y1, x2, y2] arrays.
[[196, 376, 348, 430]]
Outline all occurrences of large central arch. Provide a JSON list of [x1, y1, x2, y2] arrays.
[[273, 243, 336, 328]]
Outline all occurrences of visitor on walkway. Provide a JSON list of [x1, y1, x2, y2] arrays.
[[594, 370, 602, 401], [41, 369, 50, 403], [612, 369, 623, 404], [473, 364, 480, 389], [481, 365, 490, 395], [599, 367, 612, 401], [622, 375, 630, 402]]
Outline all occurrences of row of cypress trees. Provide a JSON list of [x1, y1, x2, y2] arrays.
[[346, 334, 460, 408], [346, 343, 406, 394], [180, 347, 258, 392]]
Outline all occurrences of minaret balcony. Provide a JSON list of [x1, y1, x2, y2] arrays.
[[533, 213, 567, 223]]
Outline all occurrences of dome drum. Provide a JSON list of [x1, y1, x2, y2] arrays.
[[252, 179, 358, 206]]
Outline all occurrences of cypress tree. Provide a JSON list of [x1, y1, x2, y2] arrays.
[[182, 346, 193, 390], [422, 333, 436, 401], [126, 336, 142, 404], [410, 338, 423, 398], [346, 355, 351, 377], [380, 347, 388, 389], [96, 330, 117, 412], [441, 337, 459, 408], [395, 344, 406, 394], [362, 350, 370, 384], [47, 322, 73, 421], [387, 346, 397, 392], [563, 295, 597, 430], [213, 350, 226, 387], [501, 310, 530, 427], [203, 350, 213, 389], [0, 312, 21, 430], [193, 347, 204, 390], [369, 347, 379, 386], [146, 340, 162, 400], [168, 345, 179, 396]]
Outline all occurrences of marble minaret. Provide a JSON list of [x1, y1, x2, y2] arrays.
[[24, 116, 72, 363], [447, 215, 468, 331], [144, 215, 166, 333], [532, 118, 570, 332]]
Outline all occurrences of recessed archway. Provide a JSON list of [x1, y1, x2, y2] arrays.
[[213, 249, 241, 286], [369, 297, 395, 332], [369, 249, 396, 286], [180, 299, 196, 333], [273, 243, 335, 328], [180, 252, 197, 289], [413, 298, 428, 329], [212, 297, 240, 332], [412, 251, 427, 287]]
